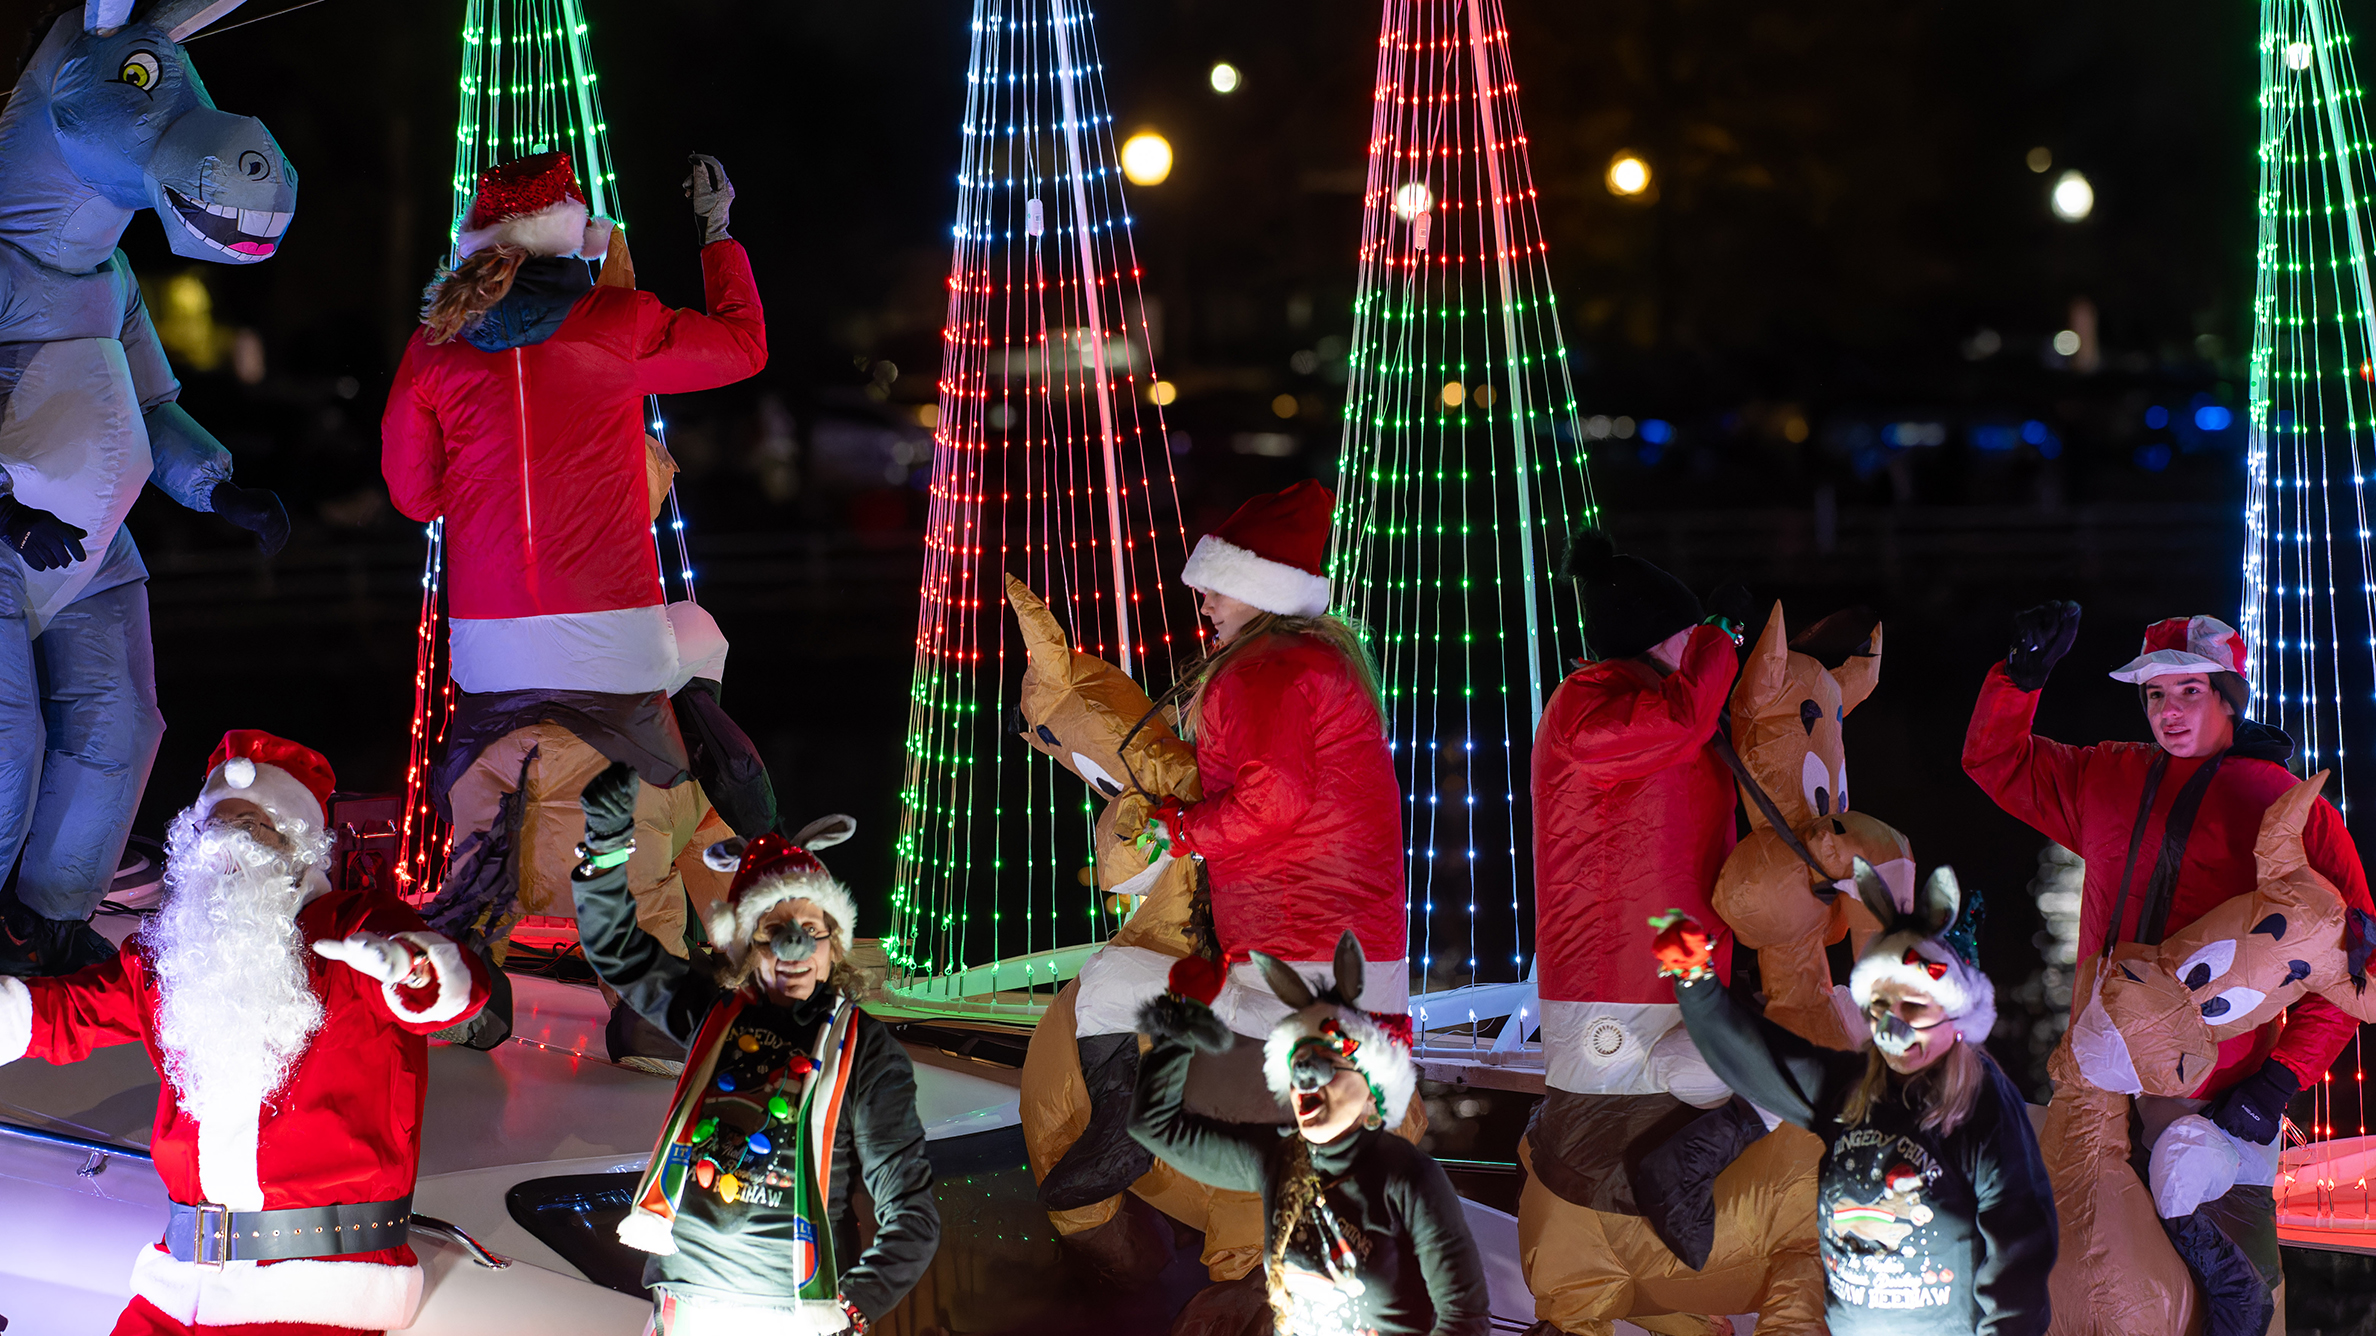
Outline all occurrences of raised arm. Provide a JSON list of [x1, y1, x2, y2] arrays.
[[1962, 603, 2092, 851], [1126, 1029, 1272, 1194], [1967, 1064, 2059, 1336], [835, 1019, 940, 1325], [1673, 973, 1859, 1129], [1543, 624, 1737, 783], [309, 895, 491, 1037], [570, 762, 718, 1044], [0, 946, 149, 1067]]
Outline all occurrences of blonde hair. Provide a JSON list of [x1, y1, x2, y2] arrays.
[[419, 246, 530, 345], [1164, 612, 1385, 739], [1840, 1036, 1986, 1137]]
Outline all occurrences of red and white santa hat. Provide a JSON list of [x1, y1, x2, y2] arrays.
[[196, 730, 337, 839], [703, 819, 860, 966], [1181, 480, 1334, 618], [456, 151, 598, 258], [2108, 614, 2249, 684]]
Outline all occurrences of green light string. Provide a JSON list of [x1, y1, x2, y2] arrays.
[[1330, 0, 1596, 988], [890, 0, 1191, 987], [2245, 0, 2376, 831]]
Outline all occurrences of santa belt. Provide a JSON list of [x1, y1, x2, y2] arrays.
[[166, 1195, 413, 1265]]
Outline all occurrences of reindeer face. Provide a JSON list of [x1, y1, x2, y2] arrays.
[[1732, 601, 1882, 833]]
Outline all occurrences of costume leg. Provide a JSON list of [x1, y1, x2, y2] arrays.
[[0, 581, 42, 946], [17, 581, 163, 920], [1038, 1030, 1154, 1209], [1516, 1137, 1630, 1336]]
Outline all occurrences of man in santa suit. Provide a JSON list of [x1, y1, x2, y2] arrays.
[[0, 730, 490, 1335]]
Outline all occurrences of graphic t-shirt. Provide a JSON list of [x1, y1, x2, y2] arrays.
[[1822, 1116, 1979, 1318]]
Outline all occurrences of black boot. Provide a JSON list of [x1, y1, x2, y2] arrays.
[[606, 999, 687, 1076], [1038, 1032, 1157, 1210], [0, 903, 113, 978]]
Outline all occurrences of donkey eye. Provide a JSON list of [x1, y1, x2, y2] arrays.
[[117, 51, 160, 91], [2176, 940, 2236, 991]]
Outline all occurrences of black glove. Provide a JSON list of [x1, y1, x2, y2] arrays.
[[1702, 581, 1754, 643], [2005, 599, 2082, 692], [578, 759, 640, 852], [0, 495, 88, 570], [2207, 1058, 2300, 1145], [209, 480, 290, 557], [1133, 992, 1233, 1054], [682, 153, 734, 246]]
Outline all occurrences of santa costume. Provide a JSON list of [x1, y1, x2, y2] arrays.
[[0, 730, 491, 1335], [380, 151, 770, 1051], [1046, 480, 1407, 1210], [1964, 608, 2375, 1330], [567, 766, 939, 1335]]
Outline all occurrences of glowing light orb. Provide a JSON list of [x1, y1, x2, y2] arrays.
[[2052, 329, 2082, 356], [1606, 152, 1651, 197], [2051, 170, 2094, 222], [1392, 182, 1435, 220], [1149, 379, 1179, 405], [1209, 62, 1240, 93], [2289, 40, 2314, 70], [1121, 132, 1173, 186]]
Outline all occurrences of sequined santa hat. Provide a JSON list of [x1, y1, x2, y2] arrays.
[[455, 151, 608, 259], [701, 817, 860, 964], [1846, 859, 1998, 1047], [195, 729, 337, 854], [1250, 931, 1418, 1125]]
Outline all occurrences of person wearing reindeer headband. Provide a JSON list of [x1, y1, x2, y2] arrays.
[[1661, 864, 2057, 1336], [1964, 605, 2374, 1324], [569, 763, 937, 1336], [1129, 932, 1490, 1336]]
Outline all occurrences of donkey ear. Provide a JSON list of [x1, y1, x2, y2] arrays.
[[1852, 858, 1901, 930], [788, 814, 856, 850], [1250, 950, 1315, 1011], [1831, 621, 1884, 715], [85, 0, 134, 34], [146, 0, 247, 42], [1919, 866, 1962, 937], [1332, 930, 1366, 1006], [1735, 600, 1792, 713]]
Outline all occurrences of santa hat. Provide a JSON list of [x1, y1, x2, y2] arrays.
[[1250, 933, 1418, 1125], [1846, 859, 1998, 1047], [456, 151, 594, 258], [196, 730, 336, 841], [1181, 480, 1334, 618], [702, 817, 860, 966], [2110, 613, 2252, 700], [1560, 528, 1704, 662]]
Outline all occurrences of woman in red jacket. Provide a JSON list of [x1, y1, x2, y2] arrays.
[[1964, 604, 2375, 1331], [1043, 480, 1405, 1211]]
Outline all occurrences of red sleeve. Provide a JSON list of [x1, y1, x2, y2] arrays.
[[630, 240, 768, 395], [1542, 624, 1736, 783], [6, 946, 148, 1066], [1961, 662, 2090, 853], [379, 334, 447, 522], [1178, 654, 1321, 859], [2268, 800, 2376, 1086], [333, 897, 492, 1037]]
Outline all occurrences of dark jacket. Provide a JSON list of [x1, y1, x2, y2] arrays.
[[1676, 976, 2057, 1336], [573, 859, 938, 1321], [1127, 1035, 1489, 1336]]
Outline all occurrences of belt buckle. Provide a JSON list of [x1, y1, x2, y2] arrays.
[[193, 1202, 229, 1267]]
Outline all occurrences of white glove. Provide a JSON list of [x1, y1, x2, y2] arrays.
[[312, 932, 422, 985]]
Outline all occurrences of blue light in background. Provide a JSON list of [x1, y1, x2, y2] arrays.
[[1639, 418, 1674, 445], [1972, 424, 2019, 452], [2145, 405, 2169, 429], [2136, 443, 2173, 472], [2195, 404, 2234, 432], [2021, 419, 2049, 445]]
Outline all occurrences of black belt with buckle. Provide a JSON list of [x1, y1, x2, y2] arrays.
[[166, 1195, 413, 1264]]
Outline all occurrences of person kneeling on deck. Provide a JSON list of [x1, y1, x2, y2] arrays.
[[572, 761, 938, 1335], [0, 731, 491, 1336], [1130, 932, 1489, 1336]]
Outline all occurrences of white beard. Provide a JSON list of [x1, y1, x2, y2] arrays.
[[141, 808, 331, 1207]]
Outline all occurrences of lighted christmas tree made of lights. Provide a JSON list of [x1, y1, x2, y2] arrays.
[[890, 0, 1188, 988], [2244, 0, 2371, 1154], [401, 0, 689, 895], [1330, 0, 1595, 993]]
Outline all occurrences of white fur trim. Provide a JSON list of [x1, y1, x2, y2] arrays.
[[130, 1242, 424, 1329], [0, 976, 30, 1064], [580, 215, 618, 262], [1261, 1005, 1417, 1124], [459, 197, 591, 257], [385, 931, 476, 1026], [449, 605, 675, 695], [616, 1207, 680, 1255], [1181, 534, 1331, 617], [1849, 930, 1996, 1043], [706, 870, 860, 966], [2150, 1114, 2242, 1218], [194, 1102, 265, 1213], [197, 761, 324, 843]]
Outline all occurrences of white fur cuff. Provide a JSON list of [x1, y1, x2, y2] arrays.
[[386, 932, 476, 1026], [130, 1243, 425, 1329], [1181, 535, 1331, 617], [459, 197, 592, 258], [0, 976, 30, 1064]]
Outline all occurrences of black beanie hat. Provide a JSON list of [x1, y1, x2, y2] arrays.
[[1562, 528, 1703, 661]]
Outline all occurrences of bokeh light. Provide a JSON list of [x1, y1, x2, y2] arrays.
[[2050, 169, 2093, 221], [1121, 131, 1173, 186], [1209, 62, 1240, 93], [1605, 152, 1651, 196]]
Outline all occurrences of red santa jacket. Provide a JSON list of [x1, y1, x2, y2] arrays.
[[1175, 631, 1406, 963], [1964, 662, 2374, 1094], [1532, 624, 1739, 1005], [380, 242, 765, 690], [0, 887, 488, 1330]]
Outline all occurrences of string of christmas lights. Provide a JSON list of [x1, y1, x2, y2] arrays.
[[401, 0, 674, 897], [2245, 0, 2376, 1161], [890, 0, 1189, 984], [1329, 0, 1595, 995]]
